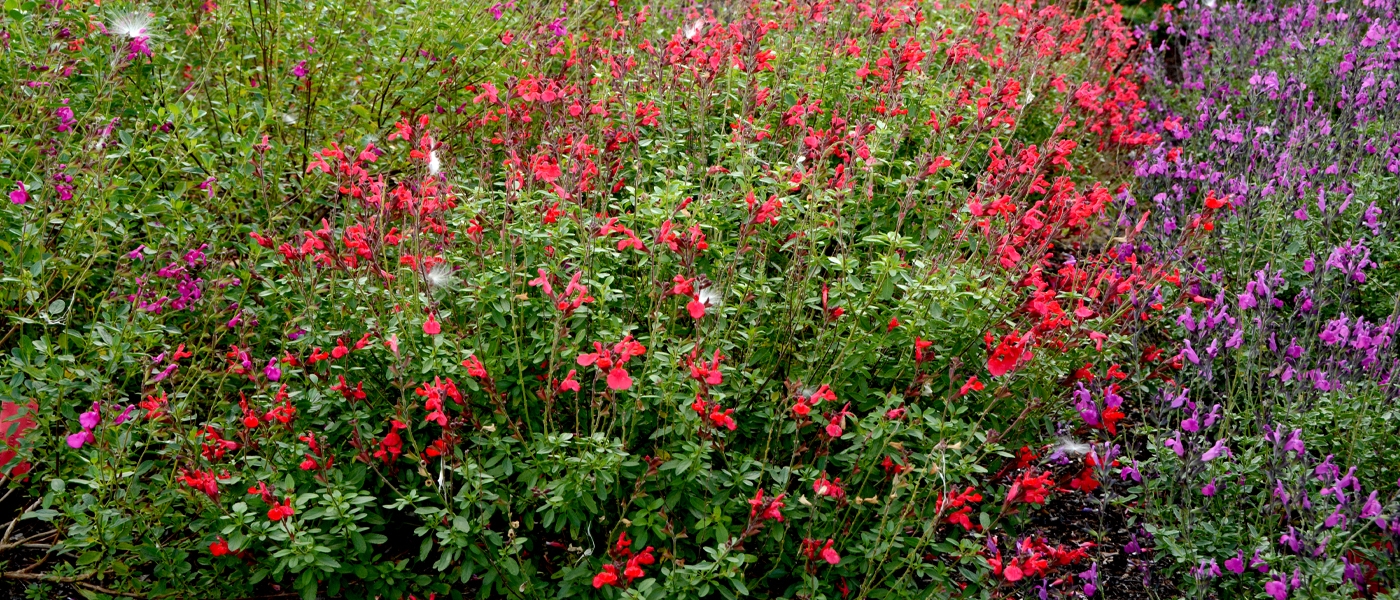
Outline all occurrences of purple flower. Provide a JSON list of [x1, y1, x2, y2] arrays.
[[1181, 340, 1200, 365], [79, 402, 101, 430], [1282, 429, 1305, 458], [293, 60, 308, 79], [54, 104, 75, 132], [1080, 562, 1098, 597], [1164, 435, 1184, 457], [1201, 438, 1230, 461], [1124, 536, 1141, 554], [1359, 491, 1382, 519], [547, 17, 567, 37], [113, 405, 136, 426], [1251, 550, 1268, 573], [1182, 410, 1200, 432], [264, 359, 281, 382], [1324, 507, 1344, 529], [1224, 550, 1245, 574], [1316, 455, 1338, 481], [8, 182, 27, 205], [66, 430, 94, 449], [151, 363, 178, 382], [1201, 479, 1216, 496], [126, 245, 146, 260], [1265, 579, 1288, 600], [1203, 404, 1222, 428], [1362, 203, 1381, 234]]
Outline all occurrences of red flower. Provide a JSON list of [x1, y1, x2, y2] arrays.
[[372, 420, 409, 463], [1004, 470, 1054, 508], [686, 295, 705, 317], [1100, 405, 1124, 435], [802, 538, 841, 565], [958, 376, 984, 396], [748, 489, 786, 522], [209, 536, 230, 556], [887, 317, 900, 331], [268, 497, 295, 521], [462, 355, 488, 379], [606, 368, 632, 390], [592, 565, 619, 588], [1070, 468, 1100, 493], [987, 330, 1030, 377], [331, 338, 349, 359], [813, 474, 846, 500], [558, 369, 580, 392], [423, 315, 441, 335], [914, 336, 934, 364]]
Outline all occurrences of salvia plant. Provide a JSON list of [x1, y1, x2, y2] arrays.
[[0, 0, 1395, 598]]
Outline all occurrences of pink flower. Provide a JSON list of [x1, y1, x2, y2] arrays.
[[606, 368, 632, 390], [8, 182, 27, 205], [558, 370, 580, 392], [66, 431, 94, 449], [423, 315, 441, 335]]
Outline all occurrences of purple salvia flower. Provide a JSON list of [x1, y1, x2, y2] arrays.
[[1182, 410, 1200, 432], [8, 181, 27, 205], [1203, 404, 1222, 428], [1182, 340, 1200, 365], [1325, 507, 1344, 529], [1164, 434, 1185, 458], [66, 430, 93, 449], [78, 402, 100, 430], [1224, 550, 1245, 574], [152, 362, 178, 382], [1201, 438, 1230, 461], [1359, 491, 1381, 519], [1283, 429, 1305, 458], [113, 405, 136, 425]]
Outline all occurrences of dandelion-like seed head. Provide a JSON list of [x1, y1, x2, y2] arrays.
[[428, 150, 442, 175], [683, 19, 705, 40], [109, 11, 155, 39], [425, 263, 458, 291], [697, 287, 722, 308], [1052, 437, 1091, 456]]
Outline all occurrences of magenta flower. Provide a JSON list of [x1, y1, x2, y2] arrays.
[[1201, 438, 1231, 462], [1224, 550, 1244, 574], [1360, 491, 1382, 519], [1163, 434, 1184, 458], [8, 182, 27, 205], [67, 402, 102, 449], [79, 402, 101, 430], [66, 430, 94, 449]]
